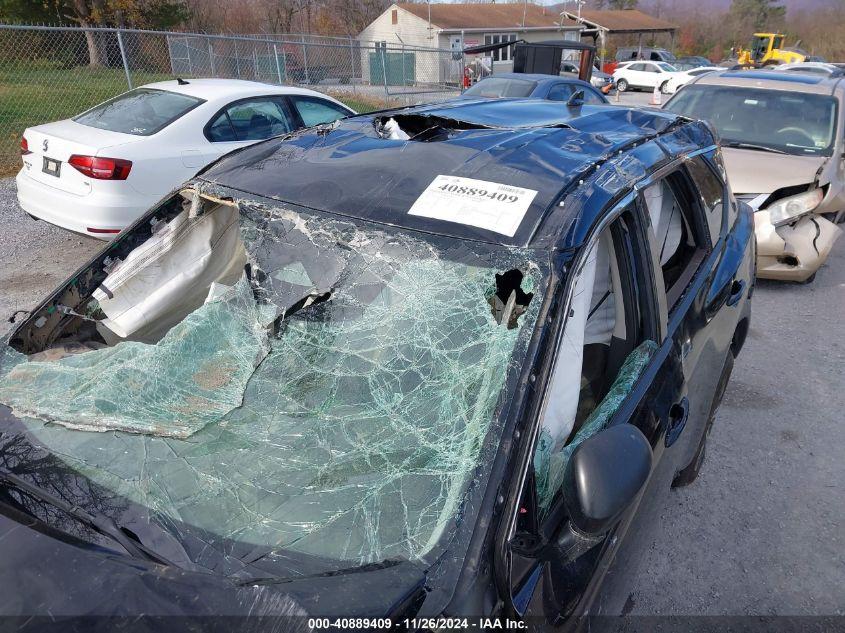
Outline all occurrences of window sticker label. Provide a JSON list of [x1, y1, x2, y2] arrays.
[[408, 175, 538, 237]]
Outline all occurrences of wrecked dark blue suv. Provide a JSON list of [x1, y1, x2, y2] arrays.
[[0, 98, 754, 629]]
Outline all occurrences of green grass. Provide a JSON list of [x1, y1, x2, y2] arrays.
[[0, 61, 398, 177]]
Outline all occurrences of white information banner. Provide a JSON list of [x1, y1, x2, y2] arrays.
[[407, 175, 538, 237]]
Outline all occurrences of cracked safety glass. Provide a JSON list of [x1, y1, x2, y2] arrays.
[[0, 191, 546, 569]]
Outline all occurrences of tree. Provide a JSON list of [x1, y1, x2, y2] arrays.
[[728, 0, 785, 33], [0, 0, 190, 66], [593, 0, 639, 9]]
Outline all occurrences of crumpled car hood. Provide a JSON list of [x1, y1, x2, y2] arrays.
[[722, 147, 826, 194]]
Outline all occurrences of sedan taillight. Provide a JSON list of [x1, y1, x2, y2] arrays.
[[20, 137, 31, 156], [68, 155, 132, 180]]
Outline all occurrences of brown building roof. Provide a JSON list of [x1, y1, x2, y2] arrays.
[[560, 8, 677, 33], [397, 3, 579, 31]]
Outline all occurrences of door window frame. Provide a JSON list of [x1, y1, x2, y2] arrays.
[[493, 191, 663, 613], [203, 95, 297, 143], [285, 94, 354, 129]]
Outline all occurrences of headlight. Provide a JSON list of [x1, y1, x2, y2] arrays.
[[765, 188, 824, 226]]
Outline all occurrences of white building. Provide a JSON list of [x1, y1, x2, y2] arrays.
[[358, 2, 582, 85]]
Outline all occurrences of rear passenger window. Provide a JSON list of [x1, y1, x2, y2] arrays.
[[641, 172, 711, 309], [547, 84, 605, 104], [289, 96, 351, 127], [686, 156, 724, 245]]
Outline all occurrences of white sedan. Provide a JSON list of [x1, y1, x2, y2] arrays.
[[612, 61, 682, 93], [661, 66, 723, 94], [17, 79, 355, 238]]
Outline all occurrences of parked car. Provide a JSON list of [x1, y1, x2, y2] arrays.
[[16, 78, 355, 239], [664, 69, 844, 282], [560, 60, 614, 91], [615, 46, 676, 63], [460, 73, 607, 103], [674, 56, 713, 69], [661, 66, 723, 94], [773, 61, 845, 76], [0, 97, 753, 623], [613, 60, 681, 93]]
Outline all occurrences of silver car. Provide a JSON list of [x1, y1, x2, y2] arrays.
[[664, 69, 844, 282]]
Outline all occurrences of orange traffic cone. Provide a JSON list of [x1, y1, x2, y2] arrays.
[[650, 83, 662, 106]]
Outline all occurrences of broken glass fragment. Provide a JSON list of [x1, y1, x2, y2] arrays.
[[0, 276, 273, 438]]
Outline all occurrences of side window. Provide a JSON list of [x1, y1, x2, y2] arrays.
[[686, 155, 725, 245], [645, 63, 659, 73], [289, 96, 351, 128], [547, 84, 576, 102], [206, 111, 237, 142], [629, 63, 644, 72], [533, 208, 656, 515], [549, 85, 604, 105], [207, 98, 294, 143], [641, 172, 711, 310]]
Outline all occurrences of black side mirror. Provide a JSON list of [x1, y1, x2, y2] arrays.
[[563, 424, 652, 536]]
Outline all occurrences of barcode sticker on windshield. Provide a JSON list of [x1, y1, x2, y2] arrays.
[[408, 175, 538, 237]]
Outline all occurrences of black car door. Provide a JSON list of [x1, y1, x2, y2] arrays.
[[593, 154, 750, 614], [495, 196, 689, 625]]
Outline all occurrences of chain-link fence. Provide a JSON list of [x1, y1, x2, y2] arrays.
[[0, 24, 462, 176]]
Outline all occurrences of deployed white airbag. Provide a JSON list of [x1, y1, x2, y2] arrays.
[[93, 197, 246, 343]]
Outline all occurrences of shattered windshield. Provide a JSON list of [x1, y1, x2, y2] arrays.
[[0, 191, 546, 571]]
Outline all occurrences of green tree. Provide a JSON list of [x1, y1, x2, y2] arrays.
[[0, 0, 190, 66]]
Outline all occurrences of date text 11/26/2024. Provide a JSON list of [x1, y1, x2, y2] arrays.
[[308, 617, 528, 629]]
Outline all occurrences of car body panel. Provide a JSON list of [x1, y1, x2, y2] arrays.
[[0, 100, 753, 624]]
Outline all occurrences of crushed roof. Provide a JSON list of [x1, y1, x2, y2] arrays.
[[200, 100, 700, 249], [397, 3, 579, 30]]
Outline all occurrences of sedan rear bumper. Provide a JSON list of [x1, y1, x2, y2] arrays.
[[16, 168, 155, 240], [755, 210, 841, 281]]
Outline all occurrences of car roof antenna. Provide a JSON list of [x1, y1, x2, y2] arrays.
[[176, 77, 190, 85]]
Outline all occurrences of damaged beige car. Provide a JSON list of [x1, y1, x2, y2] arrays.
[[665, 69, 844, 282]]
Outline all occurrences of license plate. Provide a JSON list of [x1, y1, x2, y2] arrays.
[[42, 157, 61, 177]]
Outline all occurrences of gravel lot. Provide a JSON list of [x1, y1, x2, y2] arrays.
[[0, 121, 842, 617], [0, 177, 101, 335]]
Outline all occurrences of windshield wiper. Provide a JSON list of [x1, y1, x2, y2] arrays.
[[236, 558, 405, 586], [0, 469, 173, 567], [723, 141, 787, 154]]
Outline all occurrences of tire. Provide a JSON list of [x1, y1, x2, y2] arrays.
[[800, 272, 817, 285], [616, 78, 628, 93], [660, 81, 670, 94]]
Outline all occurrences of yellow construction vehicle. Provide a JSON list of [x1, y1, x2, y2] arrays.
[[737, 33, 807, 67]]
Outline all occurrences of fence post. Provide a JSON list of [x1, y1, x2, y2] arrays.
[[116, 29, 132, 89], [207, 36, 215, 76], [301, 35, 310, 84], [273, 44, 283, 84], [348, 36, 356, 92], [460, 29, 465, 93], [401, 43, 406, 87], [380, 46, 389, 95], [253, 46, 259, 79]]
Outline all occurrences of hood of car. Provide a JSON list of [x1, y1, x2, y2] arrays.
[[721, 147, 827, 195], [0, 503, 428, 617]]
